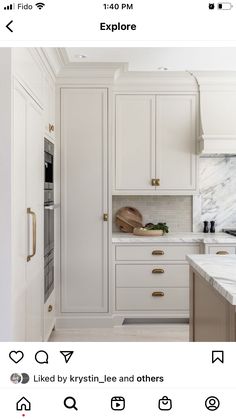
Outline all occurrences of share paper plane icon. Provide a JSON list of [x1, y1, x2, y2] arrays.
[[60, 351, 74, 363]]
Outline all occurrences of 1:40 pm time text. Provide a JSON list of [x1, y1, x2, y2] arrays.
[[103, 3, 134, 10]]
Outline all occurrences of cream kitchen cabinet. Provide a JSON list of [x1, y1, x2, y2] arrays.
[[44, 72, 55, 141], [113, 94, 198, 195], [113, 243, 200, 321], [13, 81, 44, 341], [61, 88, 108, 314]]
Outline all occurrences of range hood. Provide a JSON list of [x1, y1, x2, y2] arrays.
[[192, 72, 236, 155]]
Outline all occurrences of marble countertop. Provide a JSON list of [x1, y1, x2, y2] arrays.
[[112, 232, 236, 244], [187, 254, 236, 305]]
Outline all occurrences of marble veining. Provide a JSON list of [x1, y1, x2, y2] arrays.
[[193, 157, 236, 232], [112, 232, 236, 244], [187, 254, 236, 305]]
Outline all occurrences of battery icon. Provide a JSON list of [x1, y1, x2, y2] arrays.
[[218, 2, 233, 9]]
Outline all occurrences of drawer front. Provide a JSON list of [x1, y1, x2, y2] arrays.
[[116, 264, 189, 288], [116, 288, 189, 311], [115, 245, 200, 261], [208, 246, 236, 255]]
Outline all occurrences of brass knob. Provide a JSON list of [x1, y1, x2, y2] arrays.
[[152, 250, 164, 256], [152, 291, 165, 297], [48, 305, 53, 312], [152, 268, 165, 274], [156, 178, 160, 186], [103, 213, 108, 222], [216, 251, 229, 255], [151, 179, 156, 186], [49, 124, 55, 133]]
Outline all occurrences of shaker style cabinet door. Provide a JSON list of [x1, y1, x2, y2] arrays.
[[13, 82, 44, 342], [114, 95, 156, 193], [155, 95, 197, 192], [61, 88, 108, 313]]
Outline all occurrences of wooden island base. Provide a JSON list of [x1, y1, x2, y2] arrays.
[[190, 268, 236, 342]]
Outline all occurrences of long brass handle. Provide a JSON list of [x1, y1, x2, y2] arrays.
[[27, 208, 37, 262], [152, 268, 165, 274], [216, 251, 229, 255], [152, 291, 165, 297], [152, 250, 164, 256]]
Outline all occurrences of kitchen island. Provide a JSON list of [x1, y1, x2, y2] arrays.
[[187, 254, 236, 342]]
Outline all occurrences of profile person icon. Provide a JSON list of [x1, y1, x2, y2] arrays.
[[205, 396, 220, 411]]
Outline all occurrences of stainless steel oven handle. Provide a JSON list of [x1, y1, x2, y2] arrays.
[[44, 204, 59, 210]]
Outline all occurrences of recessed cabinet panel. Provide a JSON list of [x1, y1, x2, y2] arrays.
[[61, 88, 108, 313], [156, 95, 197, 191], [114, 95, 155, 192]]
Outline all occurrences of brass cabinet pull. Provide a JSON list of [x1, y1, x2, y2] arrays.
[[27, 208, 37, 262], [103, 213, 108, 222], [216, 250, 229, 255], [49, 124, 55, 133], [152, 268, 165, 274], [48, 305, 53, 312], [152, 250, 164, 256], [152, 291, 165, 297], [151, 179, 160, 186]]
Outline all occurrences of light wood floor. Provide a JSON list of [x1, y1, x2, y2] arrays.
[[49, 324, 189, 342]]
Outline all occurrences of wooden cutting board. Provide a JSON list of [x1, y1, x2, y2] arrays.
[[133, 228, 164, 236]]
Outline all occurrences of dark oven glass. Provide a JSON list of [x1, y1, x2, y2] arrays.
[[44, 207, 54, 257], [45, 151, 54, 187]]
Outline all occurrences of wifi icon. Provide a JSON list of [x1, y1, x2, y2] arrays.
[[35, 2, 45, 9]]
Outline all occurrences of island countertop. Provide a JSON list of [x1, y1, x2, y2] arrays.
[[112, 232, 236, 244], [187, 254, 236, 305]]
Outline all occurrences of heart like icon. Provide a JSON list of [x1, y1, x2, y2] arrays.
[[9, 351, 24, 364]]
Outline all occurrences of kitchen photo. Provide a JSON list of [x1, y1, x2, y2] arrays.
[[1, 47, 236, 342]]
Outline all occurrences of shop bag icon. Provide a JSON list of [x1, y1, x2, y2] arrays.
[[158, 396, 172, 411]]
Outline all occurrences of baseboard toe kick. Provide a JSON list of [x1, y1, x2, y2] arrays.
[[56, 315, 189, 329]]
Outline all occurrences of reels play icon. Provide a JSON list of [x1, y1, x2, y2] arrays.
[[111, 396, 125, 411]]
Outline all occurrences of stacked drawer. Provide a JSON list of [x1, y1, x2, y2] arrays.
[[114, 244, 200, 316]]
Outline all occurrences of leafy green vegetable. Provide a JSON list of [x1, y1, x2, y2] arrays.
[[145, 222, 169, 234]]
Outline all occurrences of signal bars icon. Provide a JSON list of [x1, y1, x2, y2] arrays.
[[4, 3, 15, 10], [35, 2, 45, 9]]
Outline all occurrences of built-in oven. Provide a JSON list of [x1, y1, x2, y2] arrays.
[[44, 139, 54, 190], [44, 139, 54, 303]]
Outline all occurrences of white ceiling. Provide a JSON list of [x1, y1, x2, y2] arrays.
[[65, 47, 236, 71]]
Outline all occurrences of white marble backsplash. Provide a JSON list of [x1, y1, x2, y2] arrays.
[[193, 157, 236, 232], [112, 196, 192, 232]]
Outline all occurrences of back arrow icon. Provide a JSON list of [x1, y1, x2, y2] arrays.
[[6, 20, 13, 32]]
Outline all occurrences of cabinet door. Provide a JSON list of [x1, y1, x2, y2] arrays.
[[61, 88, 108, 313], [12, 84, 27, 341], [13, 83, 44, 342], [114, 95, 155, 193], [156, 95, 197, 193], [26, 96, 44, 341]]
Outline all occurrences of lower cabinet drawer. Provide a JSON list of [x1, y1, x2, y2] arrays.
[[115, 244, 200, 261], [116, 288, 189, 311], [207, 246, 236, 255], [116, 264, 189, 288]]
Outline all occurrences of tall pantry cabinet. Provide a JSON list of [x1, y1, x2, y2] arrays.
[[60, 88, 108, 314], [13, 82, 44, 341]]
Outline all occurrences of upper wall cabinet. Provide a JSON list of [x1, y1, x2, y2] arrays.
[[44, 72, 55, 141], [113, 94, 198, 195]]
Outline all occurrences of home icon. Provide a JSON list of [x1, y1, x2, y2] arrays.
[[16, 397, 31, 411]]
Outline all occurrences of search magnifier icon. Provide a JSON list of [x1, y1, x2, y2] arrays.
[[64, 396, 78, 411]]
